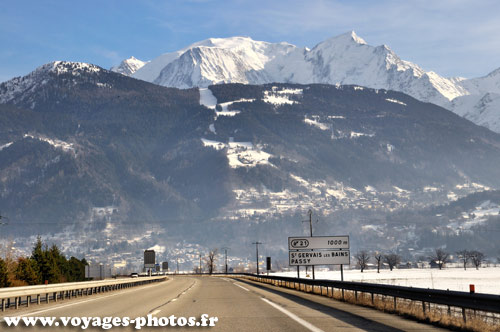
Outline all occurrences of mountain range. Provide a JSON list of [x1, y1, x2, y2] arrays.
[[1, 61, 500, 263], [111, 31, 500, 133]]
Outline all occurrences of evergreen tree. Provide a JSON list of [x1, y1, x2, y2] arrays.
[[49, 244, 68, 282], [67, 257, 85, 281], [29, 237, 86, 284], [31, 238, 61, 283], [31, 236, 44, 266], [44, 245, 62, 283], [15, 258, 41, 285]]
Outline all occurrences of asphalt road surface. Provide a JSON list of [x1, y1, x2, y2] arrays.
[[0, 276, 451, 331]]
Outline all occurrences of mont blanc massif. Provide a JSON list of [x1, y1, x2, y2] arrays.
[[1, 31, 499, 270]]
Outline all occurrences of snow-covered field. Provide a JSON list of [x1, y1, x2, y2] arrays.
[[273, 267, 500, 295]]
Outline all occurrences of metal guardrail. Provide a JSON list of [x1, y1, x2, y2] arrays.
[[231, 273, 500, 321], [0, 276, 166, 311]]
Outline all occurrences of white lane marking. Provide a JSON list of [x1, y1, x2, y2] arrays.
[[233, 283, 249, 292], [148, 280, 196, 314], [261, 298, 325, 332], [0, 281, 164, 321], [151, 309, 161, 316]]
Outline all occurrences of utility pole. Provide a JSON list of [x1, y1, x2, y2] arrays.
[[176, 258, 179, 274], [252, 242, 262, 275], [221, 247, 230, 274], [199, 253, 202, 274], [302, 209, 315, 279]]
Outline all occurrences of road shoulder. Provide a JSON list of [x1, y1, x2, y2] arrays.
[[234, 277, 451, 331]]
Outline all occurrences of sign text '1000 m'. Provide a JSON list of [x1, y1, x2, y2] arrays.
[[289, 250, 350, 266]]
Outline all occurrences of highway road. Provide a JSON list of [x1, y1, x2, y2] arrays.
[[0, 276, 451, 331]]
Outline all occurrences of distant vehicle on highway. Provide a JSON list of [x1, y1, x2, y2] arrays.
[[130, 273, 139, 278]]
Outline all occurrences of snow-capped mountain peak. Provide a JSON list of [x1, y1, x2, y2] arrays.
[[110, 56, 147, 76], [448, 66, 500, 132], [127, 31, 468, 107], [317, 30, 368, 47], [132, 35, 298, 88], [31, 61, 104, 77], [12, 32, 495, 133], [0, 61, 107, 105], [486, 67, 500, 78], [192, 36, 264, 49]]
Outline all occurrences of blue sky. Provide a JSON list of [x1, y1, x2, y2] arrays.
[[1, 0, 499, 82]]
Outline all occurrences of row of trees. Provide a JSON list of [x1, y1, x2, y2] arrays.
[[0, 237, 87, 287], [355, 251, 400, 272], [355, 248, 487, 272], [435, 248, 485, 270]]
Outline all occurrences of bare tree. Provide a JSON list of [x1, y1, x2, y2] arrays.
[[469, 251, 485, 270], [373, 252, 383, 273], [204, 249, 218, 275], [383, 253, 401, 271], [456, 250, 470, 270], [430, 248, 449, 270], [355, 251, 370, 272]]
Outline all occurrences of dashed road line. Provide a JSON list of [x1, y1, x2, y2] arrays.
[[148, 280, 196, 313]]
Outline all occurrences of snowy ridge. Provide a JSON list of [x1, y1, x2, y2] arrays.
[[124, 31, 500, 132], [0, 61, 106, 105], [111, 56, 147, 76], [2, 32, 500, 132], [448, 67, 500, 132], [24, 133, 75, 154], [130, 31, 466, 108], [450, 92, 500, 132]]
